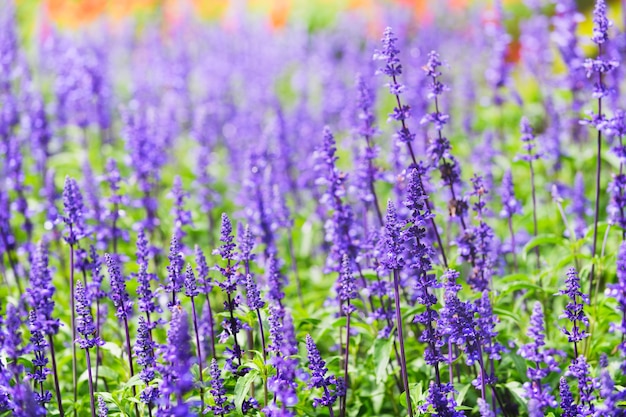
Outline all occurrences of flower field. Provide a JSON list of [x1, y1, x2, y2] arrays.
[[1, 0, 626, 416]]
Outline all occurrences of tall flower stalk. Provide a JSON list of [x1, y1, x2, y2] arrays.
[[374, 27, 448, 268], [184, 264, 205, 410], [75, 281, 103, 417], [26, 241, 63, 416], [381, 201, 413, 416], [195, 245, 216, 359], [519, 117, 542, 273], [584, 0, 619, 296], [62, 176, 86, 410], [105, 254, 139, 416], [338, 254, 356, 417]]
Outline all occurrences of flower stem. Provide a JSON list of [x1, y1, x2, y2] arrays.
[[190, 297, 205, 411], [85, 348, 96, 417], [48, 334, 65, 417], [392, 269, 413, 417], [69, 242, 78, 412]]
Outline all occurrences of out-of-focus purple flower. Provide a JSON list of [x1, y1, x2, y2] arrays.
[[571, 173, 589, 238], [500, 170, 522, 219], [265, 307, 299, 416], [135, 316, 159, 405], [315, 127, 357, 271], [237, 223, 256, 269], [477, 398, 494, 417], [195, 244, 212, 295], [591, 0, 610, 45], [518, 302, 560, 413], [484, 1, 512, 106], [518, 117, 541, 162], [105, 253, 133, 320], [560, 377, 579, 417], [26, 241, 59, 336], [6, 383, 46, 417], [97, 396, 108, 417], [558, 267, 589, 344], [157, 308, 194, 414], [439, 269, 480, 365], [475, 291, 504, 361], [305, 334, 341, 409], [245, 273, 264, 311], [3, 303, 26, 378], [62, 176, 86, 245], [337, 254, 356, 313], [566, 355, 596, 412], [266, 254, 286, 305], [75, 281, 103, 349], [420, 51, 450, 130], [170, 176, 192, 240], [380, 200, 403, 271], [166, 234, 184, 306], [205, 358, 234, 416], [595, 369, 626, 415], [134, 231, 157, 315], [606, 243, 626, 357]]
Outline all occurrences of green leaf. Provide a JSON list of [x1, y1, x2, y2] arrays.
[[121, 373, 144, 390], [523, 234, 567, 255], [234, 370, 259, 413], [373, 337, 394, 384], [455, 383, 472, 406]]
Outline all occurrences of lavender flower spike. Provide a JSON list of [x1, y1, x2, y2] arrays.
[[306, 334, 341, 416]]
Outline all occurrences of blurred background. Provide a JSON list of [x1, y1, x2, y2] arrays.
[[13, 0, 625, 35]]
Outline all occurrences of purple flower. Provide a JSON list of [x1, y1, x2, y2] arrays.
[[105, 253, 133, 320], [380, 200, 403, 271], [3, 303, 26, 377], [559, 377, 579, 417], [607, 243, 626, 357], [62, 176, 86, 245], [134, 316, 158, 388], [158, 308, 194, 414], [518, 302, 560, 412], [75, 281, 103, 349], [237, 223, 256, 267], [170, 175, 192, 240], [245, 273, 264, 311], [97, 396, 108, 417], [267, 254, 286, 305], [373, 27, 402, 82], [215, 213, 236, 261], [184, 263, 199, 298], [195, 244, 211, 293], [558, 267, 589, 344], [26, 311, 51, 406], [519, 117, 540, 162], [477, 398, 494, 417], [337, 254, 356, 312], [315, 126, 357, 270], [134, 231, 157, 315], [420, 381, 465, 416], [205, 358, 234, 416], [26, 241, 59, 336], [166, 234, 184, 306], [305, 334, 341, 409], [566, 355, 596, 411], [500, 170, 522, 218], [591, 0, 610, 45]]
